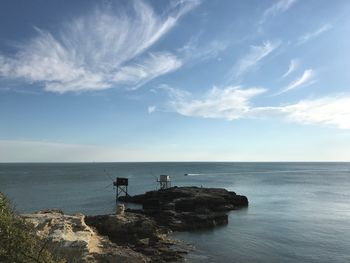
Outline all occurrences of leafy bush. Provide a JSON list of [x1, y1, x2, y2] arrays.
[[0, 192, 64, 263]]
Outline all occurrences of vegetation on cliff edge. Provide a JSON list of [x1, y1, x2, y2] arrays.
[[0, 192, 64, 263]]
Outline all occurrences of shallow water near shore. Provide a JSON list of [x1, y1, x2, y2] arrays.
[[1, 162, 350, 263]]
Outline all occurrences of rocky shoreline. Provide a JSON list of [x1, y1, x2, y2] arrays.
[[22, 210, 150, 262], [22, 187, 248, 262]]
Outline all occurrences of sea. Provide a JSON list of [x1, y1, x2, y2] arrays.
[[0, 162, 349, 263]]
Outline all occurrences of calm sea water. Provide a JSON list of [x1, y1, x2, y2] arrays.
[[0, 162, 349, 263]]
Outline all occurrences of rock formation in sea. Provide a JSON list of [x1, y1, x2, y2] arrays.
[[22, 187, 248, 262], [119, 186, 249, 231]]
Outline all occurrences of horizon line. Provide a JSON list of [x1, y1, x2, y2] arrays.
[[1, 161, 349, 164]]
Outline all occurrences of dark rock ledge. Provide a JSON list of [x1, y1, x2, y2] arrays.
[[119, 186, 248, 231], [85, 212, 188, 262]]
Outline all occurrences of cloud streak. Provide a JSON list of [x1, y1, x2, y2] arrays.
[[232, 41, 279, 78], [178, 37, 228, 64], [162, 85, 350, 129], [0, 0, 199, 93], [260, 0, 297, 25], [112, 52, 182, 90], [297, 24, 333, 45], [282, 59, 299, 78], [277, 69, 315, 95], [280, 96, 350, 129], [166, 86, 267, 120]]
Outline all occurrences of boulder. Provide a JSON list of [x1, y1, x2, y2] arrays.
[[116, 204, 125, 215], [85, 212, 188, 262]]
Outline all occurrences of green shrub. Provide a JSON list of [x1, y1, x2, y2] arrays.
[[0, 192, 64, 263]]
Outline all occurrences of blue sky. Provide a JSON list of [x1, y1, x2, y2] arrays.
[[1, 0, 350, 162]]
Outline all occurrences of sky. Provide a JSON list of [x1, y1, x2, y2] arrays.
[[0, 0, 350, 162]]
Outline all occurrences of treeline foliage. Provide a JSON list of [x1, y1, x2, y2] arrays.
[[0, 192, 64, 263]]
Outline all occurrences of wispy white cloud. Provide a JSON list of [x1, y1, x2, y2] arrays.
[[277, 69, 315, 95], [165, 86, 267, 120], [112, 52, 182, 90], [260, 0, 297, 25], [297, 24, 333, 45], [282, 59, 299, 78], [0, 0, 199, 93], [162, 85, 350, 129], [148, 105, 156, 114], [178, 36, 228, 64], [280, 96, 350, 129], [232, 41, 280, 78], [158, 83, 191, 100]]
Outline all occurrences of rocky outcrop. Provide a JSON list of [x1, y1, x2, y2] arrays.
[[22, 210, 149, 263], [22, 187, 248, 262], [119, 186, 248, 231], [85, 212, 189, 262]]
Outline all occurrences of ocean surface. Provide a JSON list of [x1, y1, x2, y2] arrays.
[[0, 162, 349, 263]]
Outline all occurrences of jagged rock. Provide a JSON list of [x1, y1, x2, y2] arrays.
[[85, 213, 164, 245], [85, 212, 188, 262], [119, 186, 248, 231], [22, 210, 149, 263]]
